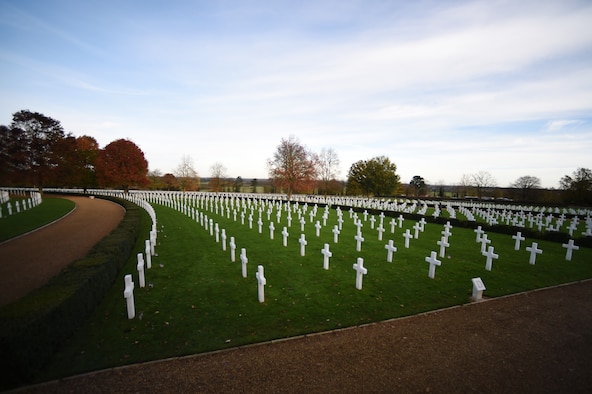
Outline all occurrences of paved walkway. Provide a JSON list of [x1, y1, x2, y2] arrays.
[[0, 196, 124, 306]]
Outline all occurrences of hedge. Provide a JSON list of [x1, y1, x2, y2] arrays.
[[0, 195, 143, 390]]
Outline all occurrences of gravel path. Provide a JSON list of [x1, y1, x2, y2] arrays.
[[0, 196, 124, 306], [18, 280, 592, 394], [5, 196, 592, 393]]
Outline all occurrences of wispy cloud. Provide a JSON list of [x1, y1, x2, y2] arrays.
[[1, 0, 591, 188], [545, 119, 585, 132]]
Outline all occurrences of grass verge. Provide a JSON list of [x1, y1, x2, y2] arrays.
[[35, 199, 592, 383], [0, 197, 75, 243]]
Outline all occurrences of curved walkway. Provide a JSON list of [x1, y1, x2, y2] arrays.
[[0, 196, 125, 307]]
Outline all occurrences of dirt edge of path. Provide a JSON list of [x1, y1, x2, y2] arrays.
[[17, 279, 592, 394]]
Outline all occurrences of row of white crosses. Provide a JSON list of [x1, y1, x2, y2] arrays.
[[147, 193, 377, 291], [152, 192, 585, 301], [473, 225, 582, 274], [117, 191, 588, 303], [423, 221, 453, 279], [0, 191, 42, 219], [473, 226, 499, 271], [123, 224, 158, 319], [35, 189, 592, 234], [169, 195, 270, 303], [149, 193, 436, 288], [160, 192, 273, 301]]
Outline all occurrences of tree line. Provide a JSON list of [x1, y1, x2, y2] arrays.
[[1, 111, 590, 204], [0, 110, 148, 191], [267, 136, 591, 204]]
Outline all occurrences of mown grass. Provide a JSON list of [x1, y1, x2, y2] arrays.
[[0, 197, 75, 243], [37, 199, 592, 382]]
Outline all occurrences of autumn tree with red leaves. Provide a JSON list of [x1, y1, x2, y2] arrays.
[[75, 135, 99, 189], [267, 135, 318, 199], [95, 139, 149, 192]]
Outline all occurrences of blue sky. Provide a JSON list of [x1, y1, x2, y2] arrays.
[[1, 0, 591, 188]]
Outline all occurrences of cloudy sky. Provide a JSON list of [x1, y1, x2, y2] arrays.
[[1, 0, 591, 188]]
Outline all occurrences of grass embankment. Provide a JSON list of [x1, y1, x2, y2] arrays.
[[37, 200, 592, 382], [0, 197, 75, 243]]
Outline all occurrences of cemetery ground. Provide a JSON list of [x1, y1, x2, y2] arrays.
[[0, 197, 74, 243], [0, 196, 124, 306], [3, 194, 592, 392]]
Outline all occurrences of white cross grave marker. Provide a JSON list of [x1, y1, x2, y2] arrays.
[[123, 274, 135, 319], [299, 234, 308, 256], [240, 248, 248, 278], [269, 222, 275, 240], [403, 229, 413, 248], [355, 220, 363, 234], [353, 257, 368, 290], [474, 226, 484, 242], [444, 221, 453, 233], [512, 232, 525, 251], [562, 239, 579, 261], [418, 218, 427, 232], [281, 227, 289, 247], [221, 229, 227, 251], [150, 230, 156, 256], [390, 218, 396, 233], [377, 225, 385, 241], [437, 237, 450, 258], [441, 228, 452, 243], [256, 265, 266, 303], [315, 221, 322, 237], [413, 222, 421, 239], [229, 237, 237, 262], [425, 251, 442, 279], [354, 232, 365, 252], [145, 240, 152, 269], [384, 240, 397, 263], [525, 242, 543, 265], [332, 225, 340, 243], [482, 246, 499, 271], [136, 253, 145, 288], [321, 243, 333, 270], [480, 233, 491, 253]]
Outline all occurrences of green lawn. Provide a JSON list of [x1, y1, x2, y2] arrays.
[[0, 197, 75, 243], [36, 196, 592, 382]]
